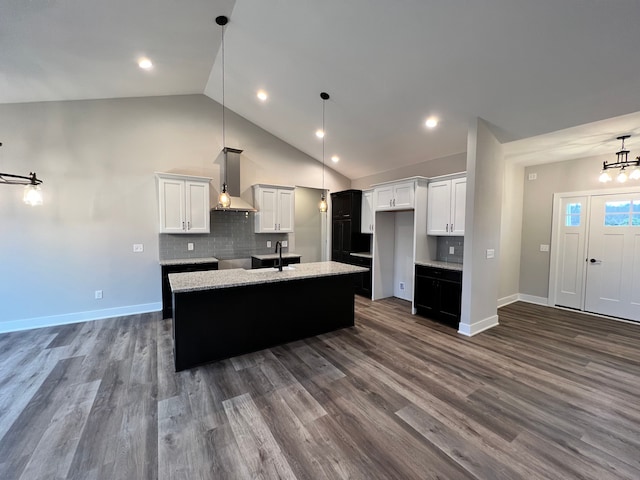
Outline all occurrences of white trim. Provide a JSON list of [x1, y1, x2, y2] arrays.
[[0, 302, 162, 334], [497, 294, 519, 308], [458, 314, 499, 336], [518, 294, 549, 306]]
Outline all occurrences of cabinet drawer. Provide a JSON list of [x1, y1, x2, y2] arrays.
[[415, 265, 461, 283]]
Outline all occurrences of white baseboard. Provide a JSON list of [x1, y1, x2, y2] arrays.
[[458, 314, 499, 336], [497, 294, 519, 308], [517, 294, 549, 306], [0, 302, 162, 334]]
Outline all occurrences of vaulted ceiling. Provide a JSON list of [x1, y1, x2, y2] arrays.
[[3, 0, 640, 179]]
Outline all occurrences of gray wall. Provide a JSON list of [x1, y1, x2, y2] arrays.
[[293, 187, 323, 263], [351, 152, 466, 189], [519, 152, 628, 299], [499, 161, 524, 302], [0, 94, 350, 330]]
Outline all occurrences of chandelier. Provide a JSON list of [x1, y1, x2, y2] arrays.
[[599, 135, 640, 183]]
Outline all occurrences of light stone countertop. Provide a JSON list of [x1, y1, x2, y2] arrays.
[[251, 253, 302, 260], [350, 252, 372, 259], [160, 257, 219, 266], [169, 261, 368, 293], [415, 259, 463, 272]]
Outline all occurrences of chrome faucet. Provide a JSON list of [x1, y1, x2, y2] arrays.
[[274, 241, 283, 271]]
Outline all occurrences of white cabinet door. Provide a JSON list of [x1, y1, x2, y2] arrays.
[[158, 174, 211, 234], [253, 185, 295, 233], [374, 181, 415, 211], [427, 177, 466, 236], [277, 188, 295, 232], [427, 180, 451, 235], [185, 181, 210, 234], [450, 178, 466, 236], [361, 190, 374, 233], [374, 186, 394, 210], [393, 182, 415, 209], [159, 177, 186, 233]]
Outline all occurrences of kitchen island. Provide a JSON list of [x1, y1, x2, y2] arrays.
[[169, 261, 368, 371]]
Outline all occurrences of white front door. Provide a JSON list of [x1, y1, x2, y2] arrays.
[[554, 196, 588, 309], [584, 193, 640, 321]]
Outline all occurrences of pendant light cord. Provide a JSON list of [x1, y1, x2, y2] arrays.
[[322, 98, 325, 191], [221, 21, 226, 186]]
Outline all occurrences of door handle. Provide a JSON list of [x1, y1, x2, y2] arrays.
[[589, 258, 601, 264]]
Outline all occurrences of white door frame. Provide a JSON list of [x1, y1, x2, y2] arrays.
[[548, 185, 640, 309]]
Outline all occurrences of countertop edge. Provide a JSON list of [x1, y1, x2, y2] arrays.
[[160, 257, 219, 266], [415, 260, 463, 272]]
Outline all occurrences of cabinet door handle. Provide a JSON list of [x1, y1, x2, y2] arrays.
[[182, 221, 185, 230], [393, 199, 396, 207], [446, 224, 448, 232], [187, 221, 190, 230], [275, 223, 277, 230], [451, 223, 453, 232]]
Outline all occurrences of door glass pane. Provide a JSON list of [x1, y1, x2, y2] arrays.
[[565, 203, 581, 226], [604, 201, 631, 226]]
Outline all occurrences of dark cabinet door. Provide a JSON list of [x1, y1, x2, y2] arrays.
[[438, 279, 462, 323], [414, 274, 438, 315], [414, 266, 462, 327]]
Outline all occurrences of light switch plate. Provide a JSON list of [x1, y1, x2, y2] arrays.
[[282, 240, 288, 247], [540, 244, 549, 252], [449, 246, 455, 254], [486, 248, 495, 259], [187, 243, 194, 251], [528, 173, 537, 180], [267, 241, 271, 248], [133, 244, 143, 253]]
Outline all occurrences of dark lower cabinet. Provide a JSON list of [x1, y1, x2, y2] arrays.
[[414, 265, 462, 327], [161, 262, 218, 319], [348, 255, 372, 298], [251, 256, 301, 269]]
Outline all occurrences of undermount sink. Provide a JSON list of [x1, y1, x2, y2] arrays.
[[246, 266, 296, 273]]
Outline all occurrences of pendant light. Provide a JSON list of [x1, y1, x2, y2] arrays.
[[319, 92, 329, 213], [0, 142, 43, 206], [216, 15, 231, 208]]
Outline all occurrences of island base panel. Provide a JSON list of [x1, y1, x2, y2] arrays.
[[172, 275, 356, 371]]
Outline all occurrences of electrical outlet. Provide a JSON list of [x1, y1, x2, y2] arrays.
[[267, 241, 271, 248], [399, 282, 405, 290], [95, 290, 103, 299], [187, 243, 194, 251], [486, 249, 495, 259], [528, 173, 537, 180], [282, 240, 288, 247], [449, 246, 455, 254], [540, 244, 549, 252], [133, 244, 144, 253]]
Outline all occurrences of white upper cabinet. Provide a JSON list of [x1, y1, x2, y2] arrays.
[[253, 184, 295, 233], [157, 173, 211, 234], [374, 180, 415, 211], [427, 177, 466, 236], [361, 189, 374, 233]]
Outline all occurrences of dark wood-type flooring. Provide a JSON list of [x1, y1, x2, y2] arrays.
[[1, 298, 639, 479]]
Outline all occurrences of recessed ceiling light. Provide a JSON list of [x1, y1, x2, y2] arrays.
[[138, 58, 153, 70], [257, 90, 268, 101], [331, 155, 339, 163], [425, 117, 438, 128], [315, 129, 325, 139]]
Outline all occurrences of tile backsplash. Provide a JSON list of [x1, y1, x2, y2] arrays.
[[159, 211, 288, 261], [436, 236, 464, 263]]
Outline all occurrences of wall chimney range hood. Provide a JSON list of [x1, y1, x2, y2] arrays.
[[213, 147, 257, 212]]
